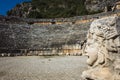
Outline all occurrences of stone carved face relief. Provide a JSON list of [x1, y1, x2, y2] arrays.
[[84, 16, 119, 67], [84, 32, 100, 66], [82, 16, 119, 80], [85, 31, 103, 66]]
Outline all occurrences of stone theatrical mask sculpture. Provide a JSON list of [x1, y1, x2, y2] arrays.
[[82, 15, 120, 80]]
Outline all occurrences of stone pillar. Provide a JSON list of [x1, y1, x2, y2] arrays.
[[82, 15, 120, 80]]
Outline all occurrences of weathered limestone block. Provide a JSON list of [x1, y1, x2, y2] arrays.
[[82, 15, 120, 80]]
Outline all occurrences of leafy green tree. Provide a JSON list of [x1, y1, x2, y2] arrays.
[[7, 0, 89, 18], [30, 0, 87, 18]]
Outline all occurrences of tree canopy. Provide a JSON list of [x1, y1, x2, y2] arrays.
[[28, 0, 88, 18]]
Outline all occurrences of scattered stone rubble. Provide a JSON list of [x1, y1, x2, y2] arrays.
[[85, 0, 120, 12], [82, 15, 120, 80]]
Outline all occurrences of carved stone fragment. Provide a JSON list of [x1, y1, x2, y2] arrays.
[[82, 15, 120, 80]]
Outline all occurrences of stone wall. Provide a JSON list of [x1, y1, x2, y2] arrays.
[[1, 10, 120, 56], [0, 44, 82, 56], [0, 20, 90, 56], [25, 10, 120, 25], [62, 44, 82, 56]]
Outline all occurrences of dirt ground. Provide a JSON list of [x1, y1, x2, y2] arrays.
[[0, 56, 87, 80]]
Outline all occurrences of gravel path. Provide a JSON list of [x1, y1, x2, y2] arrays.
[[0, 56, 87, 80]]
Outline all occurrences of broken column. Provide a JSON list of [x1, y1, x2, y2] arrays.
[[82, 15, 120, 80]]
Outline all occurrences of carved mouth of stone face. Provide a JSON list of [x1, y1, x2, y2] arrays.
[[86, 77, 94, 80], [87, 57, 97, 66], [88, 56, 89, 58]]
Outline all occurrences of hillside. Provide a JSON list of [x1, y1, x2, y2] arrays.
[[7, 0, 87, 18], [7, 0, 120, 18], [85, 0, 119, 12]]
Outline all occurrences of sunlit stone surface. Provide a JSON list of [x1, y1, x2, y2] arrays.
[[82, 15, 120, 80]]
